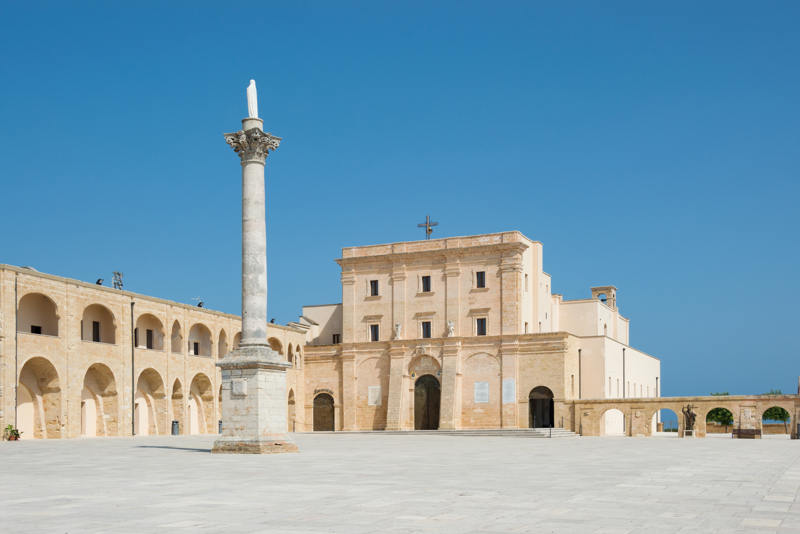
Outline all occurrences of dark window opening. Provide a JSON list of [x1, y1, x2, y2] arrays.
[[92, 321, 100, 342], [30, 325, 42, 335], [193, 342, 200, 355], [369, 324, 379, 342], [369, 280, 379, 296], [134, 328, 139, 347], [332, 333, 341, 344], [476, 271, 486, 288], [146, 329, 154, 350], [421, 275, 431, 293], [476, 318, 487, 336], [421, 321, 432, 339]]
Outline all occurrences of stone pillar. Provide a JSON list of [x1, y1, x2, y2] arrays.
[[499, 341, 518, 428], [341, 351, 357, 430], [438, 339, 462, 430], [385, 345, 407, 430], [212, 117, 297, 454]]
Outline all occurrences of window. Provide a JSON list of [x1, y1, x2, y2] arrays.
[[524, 322, 529, 334], [369, 280, 379, 296], [30, 325, 42, 335], [146, 329, 154, 350], [134, 328, 139, 347], [193, 342, 200, 355], [421, 321, 431, 339], [421, 275, 431, 293], [525, 273, 529, 292], [92, 321, 101, 342], [369, 324, 379, 342], [475, 271, 486, 288], [332, 333, 341, 344], [476, 317, 487, 336]]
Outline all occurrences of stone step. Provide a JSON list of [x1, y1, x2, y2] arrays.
[[301, 428, 579, 438]]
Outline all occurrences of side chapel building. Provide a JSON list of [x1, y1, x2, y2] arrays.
[[0, 231, 660, 439]]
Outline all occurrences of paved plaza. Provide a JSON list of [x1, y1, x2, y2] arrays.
[[3, 433, 800, 533]]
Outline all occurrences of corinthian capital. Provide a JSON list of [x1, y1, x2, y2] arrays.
[[224, 128, 281, 164]]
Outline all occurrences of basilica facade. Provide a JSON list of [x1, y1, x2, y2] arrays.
[[0, 231, 660, 439]]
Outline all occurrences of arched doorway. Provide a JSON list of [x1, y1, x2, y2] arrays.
[[529, 386, 554, 428], [171, 379, 184, 435], [414, 375, 440, 430], [762, 406, 791, 437], [135, 368, 166, 436], [81, 363, 118, 437], [313, 393, 334, 431], [602, 408, 625, 436], [653, 408, 679, 437], [189, 373, 214, 434], [17, 357, 62, 439]]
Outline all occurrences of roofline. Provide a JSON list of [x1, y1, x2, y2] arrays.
[[341, 230, 540, 253]]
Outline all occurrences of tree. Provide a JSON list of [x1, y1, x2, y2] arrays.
[[706, 392, 733, 427]]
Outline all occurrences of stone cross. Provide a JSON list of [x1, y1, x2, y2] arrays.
[[417, 215, 438, 240]]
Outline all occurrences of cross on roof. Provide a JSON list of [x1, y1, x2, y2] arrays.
[[417, 215, 438, 240]]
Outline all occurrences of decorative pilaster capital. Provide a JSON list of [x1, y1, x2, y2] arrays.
[[224, 127, 281, 165]]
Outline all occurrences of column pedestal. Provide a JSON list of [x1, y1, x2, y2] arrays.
[[212, 345, 298, 454]]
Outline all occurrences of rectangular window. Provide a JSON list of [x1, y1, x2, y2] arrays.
[[193, 342, 200, 355], [146, 329, 154, 350], [92, 321, 101, 342], [332, 333, 341, 344], [476, 317, 487, 336], [421, 321, 431, 339], [369, 279, 379, 296], [421, 275, 431, 293], [524, 322, 529, 334], [475, 271, 486, 288], [369, 324, 380, 342], [525, 273, 529, 292], [134, 328, 139, 347], [30, 325, 42, 335]]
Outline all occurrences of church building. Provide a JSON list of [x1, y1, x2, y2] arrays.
[[299, 231, 660, 433]]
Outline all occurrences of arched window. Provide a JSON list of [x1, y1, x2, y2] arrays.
[[18, 293, 59, 336]]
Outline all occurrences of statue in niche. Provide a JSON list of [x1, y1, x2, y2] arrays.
[[394, 322, 401, 339], [682, 404, 696, 431], [446, 320, 455, 337]]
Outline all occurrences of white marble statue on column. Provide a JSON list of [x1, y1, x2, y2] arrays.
[[247, 79, 258, 119]]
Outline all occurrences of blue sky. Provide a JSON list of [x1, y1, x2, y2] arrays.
[[1, 3, 798, 396]]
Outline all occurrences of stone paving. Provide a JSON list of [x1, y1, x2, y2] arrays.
[[3, 433, 800, 533]]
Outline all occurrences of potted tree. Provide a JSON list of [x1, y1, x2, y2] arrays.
[[4, 424, 21, 441]]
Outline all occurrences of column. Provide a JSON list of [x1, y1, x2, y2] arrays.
[[385, 345, 407, 430], [212, 113, 297, 454], [341, 351, 357, 430], [438, 339, 461, 429]]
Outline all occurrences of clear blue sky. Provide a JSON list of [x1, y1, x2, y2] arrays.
[[1, 3, 798, 397]]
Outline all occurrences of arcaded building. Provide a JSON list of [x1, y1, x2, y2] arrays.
[[0, 265, 307, 439], [300, 231, 660, 433], [0, 231, 660, 439]]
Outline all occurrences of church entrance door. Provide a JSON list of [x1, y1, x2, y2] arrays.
[[414, 375, 441, 430], [529, 386, 554, 428], [313, 393, 335, 431]]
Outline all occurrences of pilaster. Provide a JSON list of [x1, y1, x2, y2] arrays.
[[438, 339, 462, 430], [390, 265, 406, 340], [499, 340, 518, 428], [341, 270, 356, 343], [444, 260, 461, 336], [340, 350, 357, 430], [499, 252, 523, 336], [385, 344, 407, 430]]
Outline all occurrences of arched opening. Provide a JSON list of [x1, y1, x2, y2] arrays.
[[189, 373, 214, 434], [762, 406, 791, 437], [233, 332, 242, 350], [653, 408, 679, 437], [268, 337, 283, 355], [135, 368, 166, 436], [188, 323, 212, 357], [171, 379, 184, 435], [81, 304, 116, 344], [288, 389, 296, 432], [170, 321, 182, 354], [414, 375, 441, 430], [218, 385, 223, 422], [287, 344, 294, 365], [17, 357, 61, 439], [18, 293, 59, 336], [528, 386, 554, 428], [135, 314, 164, 350], [218, 329, 228, 359], [602, 408, 625, 436], [597, 292, 607, 304], [706, 407, 734, 437], [81, 363, 118, 437], [296, 348, 302, 369], [313, 393, 334, 431]]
